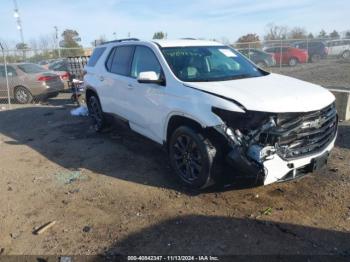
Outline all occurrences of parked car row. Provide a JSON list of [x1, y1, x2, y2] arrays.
[[0, 63, 64, 103], [238, 39, 350, 67]]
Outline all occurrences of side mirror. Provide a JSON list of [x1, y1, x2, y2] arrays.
[[137, 71, 165, 85]]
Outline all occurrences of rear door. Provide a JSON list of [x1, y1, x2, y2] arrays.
[[101, 45, 135, 118], [328, 41, 339, 56]]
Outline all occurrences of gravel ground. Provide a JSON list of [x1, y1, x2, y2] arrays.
[[0, 59, 349, 259], [271, 58, 350, 89]]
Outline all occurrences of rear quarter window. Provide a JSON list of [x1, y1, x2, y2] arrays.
[[87, 47, 106, 67]]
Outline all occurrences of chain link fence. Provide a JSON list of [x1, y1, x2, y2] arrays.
[[232, 37, 350, 70], [0, 46, 91, 109], [1, 37, 349, 110]]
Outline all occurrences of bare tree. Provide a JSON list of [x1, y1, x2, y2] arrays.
[[220, 37, 231, 45], [91, 35, 107, 47], [236, 33, 261, 48], [329, 30, 340, 39], [264, 23, 288, 40], [152, 31, 166, 39], [318, 29, 328, 39], [288, 27, 307, 39]]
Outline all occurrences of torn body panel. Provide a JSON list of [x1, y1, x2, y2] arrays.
[[213, 102, 338, 185]]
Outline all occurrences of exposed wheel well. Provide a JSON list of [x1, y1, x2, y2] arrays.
[[165, 115, 227, 150], [166, 116, 203, 144], [85, 88, 98, 103]]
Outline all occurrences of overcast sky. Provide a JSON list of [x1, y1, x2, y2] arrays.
[[0, 0, 349, 47]]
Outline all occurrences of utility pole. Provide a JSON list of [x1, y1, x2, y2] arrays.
[[54, 26, 61, 58], [13, 0, 24, 44], [13, 0, 26, 60]]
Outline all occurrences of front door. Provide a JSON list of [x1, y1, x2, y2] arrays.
[[124, 45, 165, 142]]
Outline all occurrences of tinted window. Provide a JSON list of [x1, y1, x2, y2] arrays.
[[87, 47, 106, 67], [161, 46, 264, 82], [265, 48, 276, 53], [105, 48, 116, 71], [131, 46, 162, 78], [295, 42, 306, 49], [18, 63, 46, 73], [109, 46, 135, 76], [49, 61, 68, 71], [0, 66, 17, 77]]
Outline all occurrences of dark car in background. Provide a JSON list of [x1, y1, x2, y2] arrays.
[[292, 41, 328, 62], [237, 48, 276, 68], [48, 59, 71, 89], [264, 46, 308, 66], [48, 58, 88, 90]]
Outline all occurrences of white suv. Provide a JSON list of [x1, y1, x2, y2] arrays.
[[84, 38, 337, 189], [327, 39, 350, 59]]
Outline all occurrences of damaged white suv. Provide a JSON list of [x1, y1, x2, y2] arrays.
[[84, 39, 337, 189]]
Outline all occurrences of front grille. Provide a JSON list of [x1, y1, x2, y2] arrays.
[[274, 103, 337, 160]]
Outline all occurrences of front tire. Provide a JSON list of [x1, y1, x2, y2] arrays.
[[14, 86, 32, 104], [87, 95, 106, 132], [169, 126, 219, 189], [342, 50, 350, 59]]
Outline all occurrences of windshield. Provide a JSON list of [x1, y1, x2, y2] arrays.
[[18, 63, 47, 74], [161, 46, 266, 82]]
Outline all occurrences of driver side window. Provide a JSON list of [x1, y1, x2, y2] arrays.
[[131, 46, 162, 78]]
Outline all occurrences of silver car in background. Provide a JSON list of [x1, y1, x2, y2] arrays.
[[0, 63, 64, 104]]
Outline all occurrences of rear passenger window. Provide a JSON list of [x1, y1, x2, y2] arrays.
[[109, 46, 135, 76], [87, 47, 106, 67]]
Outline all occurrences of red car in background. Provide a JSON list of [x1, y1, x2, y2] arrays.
[[264, 46, 308, 66]]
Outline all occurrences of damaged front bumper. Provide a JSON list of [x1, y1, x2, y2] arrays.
[[226, 136, 336, 185], [213, 102, 338, 186]]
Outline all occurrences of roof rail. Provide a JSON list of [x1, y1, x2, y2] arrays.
[[179, 38, 197, 40], [101, 38, 140, 45]]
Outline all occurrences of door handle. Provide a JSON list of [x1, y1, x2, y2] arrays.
[[99, 76, 104, 82], [127, 83, 134, 89]]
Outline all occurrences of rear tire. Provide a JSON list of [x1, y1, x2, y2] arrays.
[[14, 86, 32, 104], [168, 126, 220, 189], [288, 57, 298, 67], [342, 50, 350, 59], [87, 95, 106, 132]]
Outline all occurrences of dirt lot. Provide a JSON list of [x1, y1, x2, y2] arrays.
[[0, 59, 350, 259], [271, 58, 350, 88]]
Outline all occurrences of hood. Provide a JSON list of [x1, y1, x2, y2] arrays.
[[185, 73, 335, 113]]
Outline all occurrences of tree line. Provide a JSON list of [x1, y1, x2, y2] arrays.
[[236, 23, 350, 48]]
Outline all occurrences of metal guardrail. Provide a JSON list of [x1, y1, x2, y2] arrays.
[[327, 87, 350, 93]]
